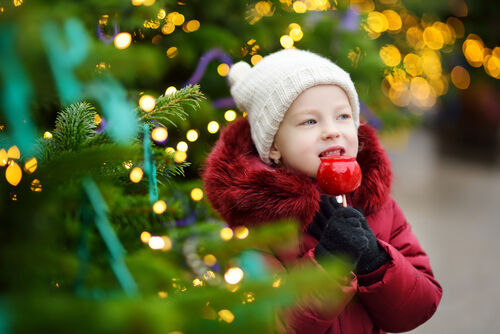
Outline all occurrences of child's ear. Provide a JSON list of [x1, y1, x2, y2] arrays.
[[269, 143, 281, 163]]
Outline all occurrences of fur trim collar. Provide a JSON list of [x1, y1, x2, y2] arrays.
[[202, 118, 391, 229]]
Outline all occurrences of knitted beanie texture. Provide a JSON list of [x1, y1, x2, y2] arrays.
[[229, 49, 360, 164]]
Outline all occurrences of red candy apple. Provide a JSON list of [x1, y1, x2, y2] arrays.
[[317, 156, 362, 196]]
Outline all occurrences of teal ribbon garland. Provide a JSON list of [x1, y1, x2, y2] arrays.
[[143, 124, 159, 205], [76, 177, 139, 298], [41, 18, 137, 144], [0, 24, 38, 155]]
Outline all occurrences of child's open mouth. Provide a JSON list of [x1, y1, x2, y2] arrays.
[[319, 147, 345, 157]]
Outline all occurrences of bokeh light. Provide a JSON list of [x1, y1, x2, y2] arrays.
[[224, 267, 244, 285], [217, 64, 230, 77], [186, 129, 199, 142], [153, 200, 167, 214], [176, 141, 188, 152], [234, 226, 249, 239], [379, 44, 401, 67], [203, 254, 217, 266], [207, 121, 220, 134], [139, 95, 156, 112], [130, 167, 144, 183], [218, 309, 235, 323], [165, 86, 177, 96], [280, 35, 294, 49], [451, 66, 470, 90], [140, 231, 152, 243], [174, 151, 187, 163], [152, 127, 168, 142], [6, 161, 22, 186], [224, 110, 237, 122], [220, 227, 233, 241], [367, 11, 389, 33], [114, 32, 132, 50], [23, 157, 37, 174], [190, 187, 204, 201]]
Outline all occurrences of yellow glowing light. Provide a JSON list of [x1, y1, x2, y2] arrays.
[[157, 9, 166, 19], [225, 267, 244, 285], [220, 227, 233, 241], [410, 77, 431, 100], [7, 145, 20, 159], [24, 157, 37, 174], [367, 11, 388, 33], [203, 270, 216, 281], [251, 55, 263, 65], [132, 0, 144, 5], [383, 10, 402, 31], [174, 151, 187, 163], [176, 141, 188, 152], [161, 23, 175, 35], [152, 127, 168, 142], [293, 1, 307, 13], [166, 47, 178, 58], [14, 0, 23, 7], [190, 187, 204, 201], [129, 167, 144, 183], [193, 278, 204, 287], [272, 278, 282, 288], [207, 121, 220, 134], [224, 110, 237, 122], [421, 50, 442, 80], [423, 27, 444, 50], [158, 291, 168, 298], [288, 23, 301, 31], [44, 131, 53, 139], [242, 291, 255, 304], [447, 17, 464, 38], [289, 28, 303, 42], [280, 35, 294, 49], [6, 161, 22, 186], [186, 129, 199, 142], [165, 147, 176, 154], [153, 200, 167, 214], [123, 161, 133, 169], [433, 22, 454, 45], [172, 13, 185, 26], [451, 66, 470, 90], [218, 309, 235, 323], [379, 45, 401, 67], [484, 54, 500, 79], [403, 54, 422, 77], [406, 27, 424, 49], [140, 231, 152, 243], [203, 254, 217, 266], [148, 236, 164, 249], [165, 86, 177, 96], [463, 38, 484, 67], [0, 149, 7, 166], [234, 226, 249, 239], [217, 63, 230, 77], [30, 179, 42, 192], [186, 20, 200, 32], [139, 95, 156, 112], [255, 1, 272, 16], [114, 32, 132, 50], [388, 81, 410, 107]]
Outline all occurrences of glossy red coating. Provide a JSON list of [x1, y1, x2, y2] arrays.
[[317, 156, 362, 195]]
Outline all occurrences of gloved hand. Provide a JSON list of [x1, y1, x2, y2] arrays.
[[308, 195, 389, 274]]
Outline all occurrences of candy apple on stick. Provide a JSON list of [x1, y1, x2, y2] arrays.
[[317, 156, 362, 207]]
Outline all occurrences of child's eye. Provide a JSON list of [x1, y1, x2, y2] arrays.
[[338, 113, 351, 120], [302, 119, 316, 125]]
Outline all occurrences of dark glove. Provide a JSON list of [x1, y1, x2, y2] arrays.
[[309, 195, 389, 274]]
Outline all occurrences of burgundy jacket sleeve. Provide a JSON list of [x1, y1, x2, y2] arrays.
[[357, 199, 443, 332]]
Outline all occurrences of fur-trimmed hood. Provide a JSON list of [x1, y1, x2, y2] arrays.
[[202, 118, 392, 229]]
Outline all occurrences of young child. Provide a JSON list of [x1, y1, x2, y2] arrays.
[[202, 49, 442, 333]]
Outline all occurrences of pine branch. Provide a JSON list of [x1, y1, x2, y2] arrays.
[[53, 102, 98, 152], [138, 85, 205, 128]]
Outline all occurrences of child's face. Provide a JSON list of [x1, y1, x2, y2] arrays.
[[269, 84, 358, 179]]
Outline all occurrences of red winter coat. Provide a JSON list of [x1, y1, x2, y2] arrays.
[[202, 118, 442, 333]]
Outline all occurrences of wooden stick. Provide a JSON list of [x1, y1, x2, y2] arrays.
[[342, 194, 347, 207]]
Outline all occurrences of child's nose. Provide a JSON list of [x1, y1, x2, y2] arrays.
[[321, 122, 340, 140]]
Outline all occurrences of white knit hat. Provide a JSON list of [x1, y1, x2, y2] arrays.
[[229, 49, 360, 164]]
